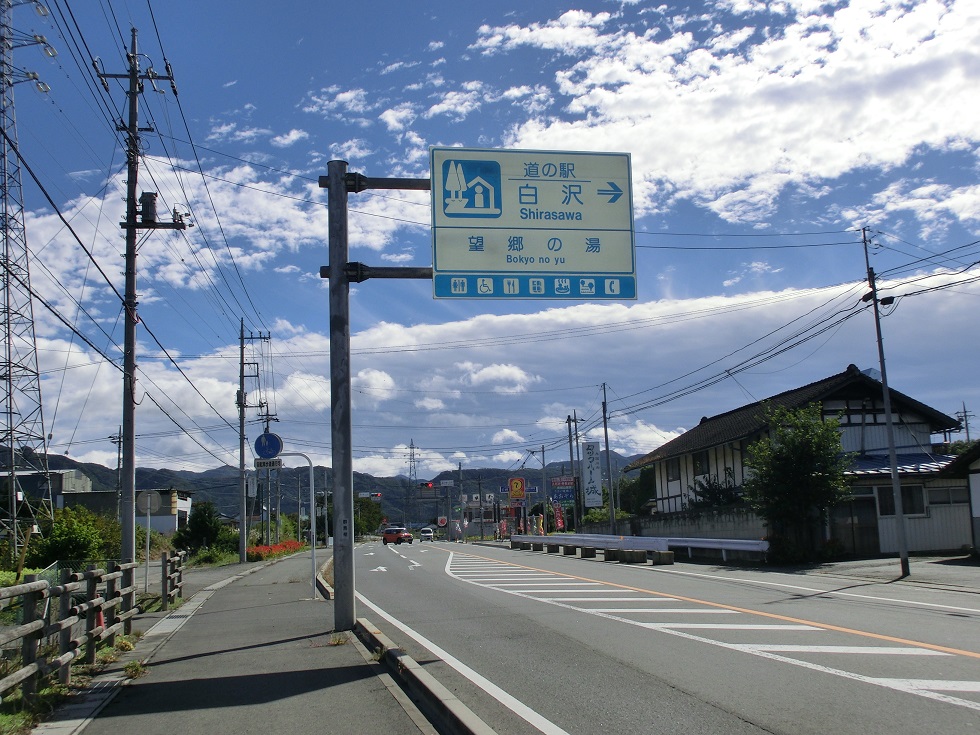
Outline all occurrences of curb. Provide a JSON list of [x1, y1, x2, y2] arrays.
[[354, 618, 498, 735]]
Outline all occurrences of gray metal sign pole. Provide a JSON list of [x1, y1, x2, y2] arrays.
[[326, 160, 355, 630], [321, 162, 430, 630]]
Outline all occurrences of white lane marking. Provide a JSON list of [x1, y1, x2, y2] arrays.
[[446, 553, 980, 713], [456, 575, 556, 579], [543, 596, 675, 602], [370, 566, 388, 572], [736, 645, 951, 655], [640, 623, 819, 630], [876, 679, 980, 692], [356, 591, 573, 735], [592, 608, 740, 614], [488, 581, 600, 587], [582, 607, 728, 613], [650, 567, 980, 614]]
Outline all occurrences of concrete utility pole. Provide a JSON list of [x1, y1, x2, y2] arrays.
[[237, 321, 267, 561], [98, 29, 185, 563], [862, 227, 910, 577], [602, 383, 616, 534]]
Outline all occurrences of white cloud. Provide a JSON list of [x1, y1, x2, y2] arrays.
[[270, 129, 309, 147], [303, 87, 374, 118], [472, 10, 615, 55], [492, 428, 525, 445], [722, 261, 784, 287], [379, 103, 418, 132], [491, 1, 980, 225], [425, 85, 485, 121]]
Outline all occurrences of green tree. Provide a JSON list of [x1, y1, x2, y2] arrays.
[[618, 475, 651, 515], [172, 501, 223, 552], [354, 497, 383, 536], [743, 403, 851, 562], [686, 468, 742, 509], [26, 507, 104, 567]]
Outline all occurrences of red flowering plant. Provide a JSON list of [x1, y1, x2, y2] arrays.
[[246, 539, 306, 562]]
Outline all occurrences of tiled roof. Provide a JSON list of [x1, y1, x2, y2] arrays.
[[625, 364, 960, 472]]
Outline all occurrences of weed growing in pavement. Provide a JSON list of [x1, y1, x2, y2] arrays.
[[123, 660, 147, 679]]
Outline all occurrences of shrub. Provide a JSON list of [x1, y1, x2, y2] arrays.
[[245, 539, 305, 562], [26, 508, 104, 568]]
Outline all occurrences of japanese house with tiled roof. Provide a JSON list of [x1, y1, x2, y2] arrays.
[[624, 364, 973, 556]]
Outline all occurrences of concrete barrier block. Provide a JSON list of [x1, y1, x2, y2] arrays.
[[520, 542, 532, 550], [603, 548, 620, 562], [546, 544, 560, 554], [580, 547, 597, 558], [562, 545, 577, 555], [510, 540, 521, 549], [532, 542, 544, 552], [620, 549, 646, 564], [650, 550, 675, 565]]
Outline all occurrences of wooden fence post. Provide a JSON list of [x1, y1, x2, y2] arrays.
[[21, 574, 40, 704], [106, 562, 117, 648], [58, 567, 72, 687], [123, 564, 134, 636], [85, 566, 98, 665], [161, 552, 170, 611]]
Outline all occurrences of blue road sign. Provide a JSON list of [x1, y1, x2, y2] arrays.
[[254, 431, 283, 459], [431, 147, 635, 300]]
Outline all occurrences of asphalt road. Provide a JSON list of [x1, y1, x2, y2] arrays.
[[354, 540, 980, 735]]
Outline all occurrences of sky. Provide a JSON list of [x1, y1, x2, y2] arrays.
[[8, 0, 980, 481]]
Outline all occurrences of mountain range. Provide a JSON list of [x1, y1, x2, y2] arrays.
[[45, 451, 642, 520]]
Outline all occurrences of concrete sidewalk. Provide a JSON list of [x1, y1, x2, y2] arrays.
[[33, 551, 439, 735], [800, 553, 980, 594]]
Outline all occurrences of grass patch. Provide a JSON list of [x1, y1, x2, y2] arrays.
[[0, 631, 144, 735], [123, 660, 147, 679]]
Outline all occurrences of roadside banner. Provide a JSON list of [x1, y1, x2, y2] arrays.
[[582, 441, 603, 507], [553, 502, 565, 531]]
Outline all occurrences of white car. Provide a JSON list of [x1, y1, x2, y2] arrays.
[[419, 528, 435, 541]]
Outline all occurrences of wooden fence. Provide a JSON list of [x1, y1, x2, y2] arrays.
[[0, 551, 186, 704]]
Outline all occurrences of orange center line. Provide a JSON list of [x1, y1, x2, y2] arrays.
[[444, 548, 980, 659]]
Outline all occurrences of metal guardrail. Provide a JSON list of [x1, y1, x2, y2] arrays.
[[666, 536, 769, 561], [509, 533, 769, 562], [511, 533, 669, 551]]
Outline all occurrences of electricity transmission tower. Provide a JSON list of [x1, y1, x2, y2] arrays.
[[0, 0, 57, 564]]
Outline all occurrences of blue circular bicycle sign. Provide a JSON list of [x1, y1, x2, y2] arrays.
[[254, 431, 283, 459]]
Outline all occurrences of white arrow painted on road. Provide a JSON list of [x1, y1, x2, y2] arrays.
[[370, 566, 387, 572]]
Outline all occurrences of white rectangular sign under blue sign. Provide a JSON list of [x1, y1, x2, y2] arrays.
[[431, 147, 635, 300]]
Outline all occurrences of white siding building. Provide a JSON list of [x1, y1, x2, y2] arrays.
[[625, 365, 970, 555]]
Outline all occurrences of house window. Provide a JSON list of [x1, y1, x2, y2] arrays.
[[692, 450, 709, 476], [928, 487, 969, 505], [666, 458, 680, 482], [877, 485, 925, 516]]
